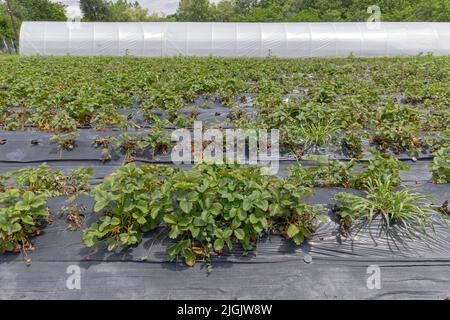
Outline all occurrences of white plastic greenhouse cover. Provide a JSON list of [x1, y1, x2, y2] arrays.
[[20, 21, 450, 57]]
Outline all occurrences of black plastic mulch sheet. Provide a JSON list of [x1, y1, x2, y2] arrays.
[[0, 185, 448, 299], [0, 129, 449, 299]]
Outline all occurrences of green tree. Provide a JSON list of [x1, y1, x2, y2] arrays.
[[288, 8, 321, 22], [0, 3, 14, 40], [176, 0, 213, 21], [15, 0, 66, 21], [81, 0, 165, 22], [211, 0, 236, 22], [108, 0, 132, 21], [229, 0, 450, 22], [80, 0, 110, 21], [125, 1, 151, 21], [234, 0, 259, 15], [0, 0, 66, 41]]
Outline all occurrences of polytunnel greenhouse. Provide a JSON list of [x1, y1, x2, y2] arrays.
[[19, 21, 450, 57]]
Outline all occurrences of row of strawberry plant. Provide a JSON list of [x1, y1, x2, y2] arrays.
[[290, 149, 450, 187], [1, 158, 447, 264], [83, 161, 448, 271], [1, 56, 448, 158], [82, 163, 327, 271]]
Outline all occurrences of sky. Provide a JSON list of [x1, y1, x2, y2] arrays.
[[56, 0, 222, 19]]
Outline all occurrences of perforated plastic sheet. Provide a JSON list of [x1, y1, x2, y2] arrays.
[[20, 22, 450, 57]]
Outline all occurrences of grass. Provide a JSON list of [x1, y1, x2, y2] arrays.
[[333, 177, 445, 235]]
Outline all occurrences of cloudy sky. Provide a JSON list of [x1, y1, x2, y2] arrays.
[[56, 0, 221, 18]]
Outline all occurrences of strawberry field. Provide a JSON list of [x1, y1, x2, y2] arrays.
[[0, 55, 449, 299]]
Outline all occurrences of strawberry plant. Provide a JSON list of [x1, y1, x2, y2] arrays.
[[13, 166, 66, 196], [288, 151, 409, 190], [59, 204, 86, 231], [371, 123, 423, 156], [82, 164, 173, 251], [0, 189, 49, 253], [49, 110, 78, 132], [92, 135, 117, 163], [354, 150, 409, 189], [430, 147, 450, 184], [50, 132, 79, 152], [267, 181, 327, 245], [109, 130, 171, 161], [153, 163, 324, 270], [2, 165, 92, 197], [82, 163, 325, 270], [309, 160, 357, 188], [113, 133, 141, 160], [341, 130, 364, 158], [369, 104, 424, 155], [157, 163, 274, 269], [139, 119, 172, 157], [89, 107, 125, 131], [287, 163, 316, 188]]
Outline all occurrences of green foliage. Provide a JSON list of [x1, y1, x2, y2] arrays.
[[80, 0, 111, 21], [274, 0, 446, 22], [369, 104, 424, 155], [0, 189, 48, 252], [177, 0, 213, 21], [333, 177, 442, 235], [0, 165, 92, 197], [288, 162, 317, 188], [289, 150, 409, 189], [341, 130, 365, 158], [92, 127, 171, 162], [355, 150, 410, 188], [430, 147, 450, 184], [49, 110, 79, 132], [0, 0, 66, 41], [14, 0, 67, 21], [82, 164, 174, 251], [310, 160, 357, 188], [268, 180, 327, 245], [80, 0, 168, 23], [50, 132, 79, 152], [159, 163, 325, 269], [174, 0, 450, 23], [83, 163, 324, 270], [295, 120, 339, 151], [1, 55, 448, 161], [160, 163, 272, 267]]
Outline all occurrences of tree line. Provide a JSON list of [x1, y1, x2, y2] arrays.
[[176, 0, 450, 23], [1, 0, 66, 41], [80, 0, 450, 23], [1, 0, 449, 42]]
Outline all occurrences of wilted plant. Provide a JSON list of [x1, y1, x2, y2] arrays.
[[50, 132, 79, 152]]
